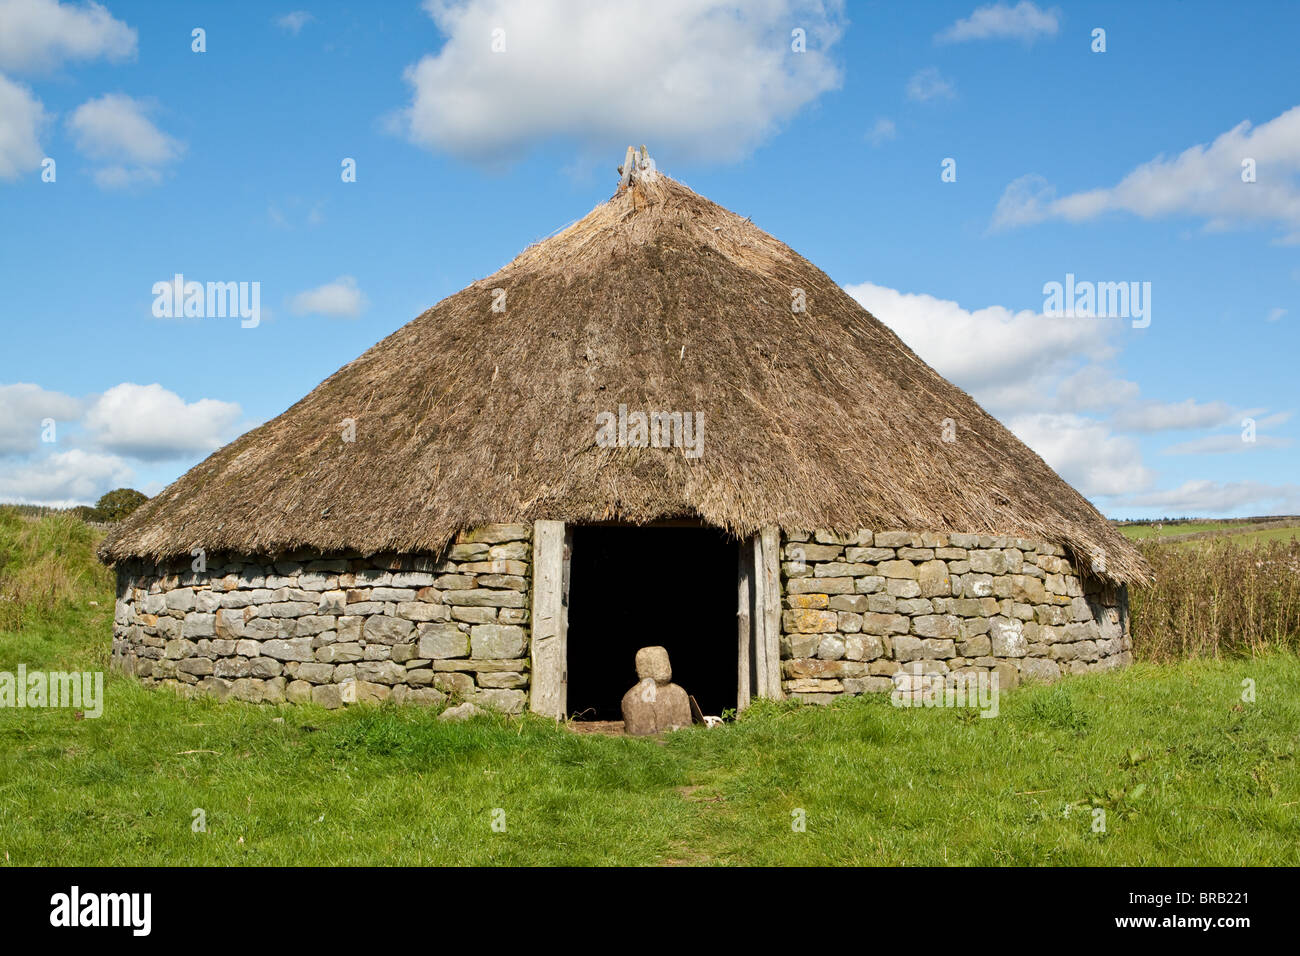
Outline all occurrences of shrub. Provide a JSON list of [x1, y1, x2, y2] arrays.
[[93, 488, 148, 522], [0, 508, 112, 631], [1130, 539, 1300, 661]]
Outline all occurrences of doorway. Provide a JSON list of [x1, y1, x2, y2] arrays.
[[565, 524, 739, 721]]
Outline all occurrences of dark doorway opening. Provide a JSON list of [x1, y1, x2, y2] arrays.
[[566, 524, 738, 721]]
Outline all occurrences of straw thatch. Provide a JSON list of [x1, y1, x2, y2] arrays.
[[100, 172, 1148, 585]]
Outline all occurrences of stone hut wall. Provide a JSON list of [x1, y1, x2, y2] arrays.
[[779, 530, 1131, 702], [110, 523, 532, 711], [112, 521, 1133, 713]]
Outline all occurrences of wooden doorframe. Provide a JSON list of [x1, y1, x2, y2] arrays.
[[529, 520, 570, 719], [736, 539, 752, 710], [529, 520, 781, 720], [747, 527, 783, 703]]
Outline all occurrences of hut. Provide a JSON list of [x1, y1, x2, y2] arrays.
[[100, 153, 1147, 716]]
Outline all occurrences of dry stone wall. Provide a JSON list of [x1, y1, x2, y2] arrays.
[[111, 524, 532, 712], [112, 521, 1132, 714], [780, 530, 1131, 703]]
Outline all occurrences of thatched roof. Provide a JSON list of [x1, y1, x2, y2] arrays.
[[100, 170, 1148, 585]]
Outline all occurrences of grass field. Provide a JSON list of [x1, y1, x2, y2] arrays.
[[1171, 526, 1300, 549], [1120, 521, 1242, 541], [1119, 517, 1300, 547], [1, 511, 1297, 866]]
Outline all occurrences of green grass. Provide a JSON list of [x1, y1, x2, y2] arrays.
[[1, 509, 1297, 866], [1172, 526, 1300, 549], [3, 618, 1298, 865], [1121, 521, 1245, 541], [1120, 518, 1300, 546], [0, 509, 112, 633], [1, 657, 1297, 865]]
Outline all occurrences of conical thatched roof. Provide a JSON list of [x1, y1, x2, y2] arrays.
[[101, 170, 1147, 585]]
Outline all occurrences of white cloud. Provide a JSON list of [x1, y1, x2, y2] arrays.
[[0, 381, 249, 502], [991, 105, 1300, 240], [866, 117, 896, 146], [276, 10, 314, 34], [398, 0, 844, 165], [269, 197, 325, 229], [0, 448, 133, 505], [92, 163, 162, 189], [1053, 365, 1139, 412], [0, 0, 136, 73], [844, 281, 1121, 416], [846, 279, 1297, 514], [1006, 412, 1155, 498], [1161, 433, 1293, 455], [1110, 398, 1235, 433], [289, 275, 366, 318], [82, 383, 243, 461], [845, 281, 1161, 498], [990, 173, 1053, 230], [67, 93, 181, 165], [0, 72, 47, 179], [936, 2, 1060, 45], [1115, 480, 1300, 516], [1267, 307, 1287, 322], [904, 67, 954, 102], [1255, 410, 1294, 429], [0, 383, 82, 454]]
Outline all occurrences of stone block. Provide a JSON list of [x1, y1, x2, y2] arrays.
[[786, 593, 830, 609], [363, 615, 414, 645], [885, 579, 921, 598], [443, 589, 526, 608], [249, 657, 283, 678], [356, 661, 406, 685], [470, 624, 527, 659], [780, 633, 820, 658], [860, 612, 909, 635], [397, 601, 451, 622], [181, 614, 216, 638], [165, 589, 196, 612], [893, 635, 955, 661], [262, 638, 315, 662], [297, 662, 335, 684], [912, 614, 959, 638], [787, 577, 853, 594], [828, 594, 869, 612], [842, 676, 894, 694], [877, 560, 918, 579], [845, 547, 894, 563], [917, 559, 951, 597], [476, 672, 528, 689], [844, 634, 885, 661], [989, 617, 1027, 657], [817, 634, 846, 660], [874, 532, 913, 547], [417, 623, 471, 659], [781, 609, 839, 633]]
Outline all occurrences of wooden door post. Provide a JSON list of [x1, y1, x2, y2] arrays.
[[529, 520, 568, 719]]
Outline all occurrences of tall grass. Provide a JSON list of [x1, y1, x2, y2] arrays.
[[1130, 538, 1300, 661], [0, 508, 112, 632], [4, 505, 1298, 665]]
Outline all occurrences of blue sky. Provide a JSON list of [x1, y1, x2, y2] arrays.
[[1, 0, 1297, 518]]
